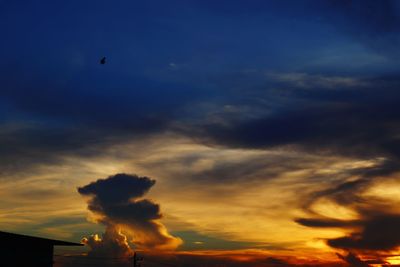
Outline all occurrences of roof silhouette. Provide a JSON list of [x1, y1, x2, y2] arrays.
[[0, 231, 82, 267], [0, 231, 83, 246]]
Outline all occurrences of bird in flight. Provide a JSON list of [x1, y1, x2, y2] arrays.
[[100, 57, 106, 64]]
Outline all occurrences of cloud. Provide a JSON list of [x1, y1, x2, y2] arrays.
[[187, 75, 400, 163], [82, 227, 133, 258], [328, 214, 400, 251], [287, 145, 400, 267], [1, 1, 400, 180], [0, 57, 203, 177], [298, 213, 400, 253], [2, 1, 400, 179], [295, 157, 400, 261], [336, 252, 371, 267], [295, 218, 359, 228], [78, 173, 182, 254], [299, 158, 400, 212], [266, 72, 369, 89]]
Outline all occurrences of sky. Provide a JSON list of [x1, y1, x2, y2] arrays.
[[1, 0, 400, 266]]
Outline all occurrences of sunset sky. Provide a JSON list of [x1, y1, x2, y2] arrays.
[[2, 1, 400, 266]]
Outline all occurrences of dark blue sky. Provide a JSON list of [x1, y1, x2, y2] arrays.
[[2, 0, 400, 157]]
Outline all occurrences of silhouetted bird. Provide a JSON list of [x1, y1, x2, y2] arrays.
[[100, 57, 106, 64]]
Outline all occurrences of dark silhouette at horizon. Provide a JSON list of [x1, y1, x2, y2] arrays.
[[0, 231, 82, 267]]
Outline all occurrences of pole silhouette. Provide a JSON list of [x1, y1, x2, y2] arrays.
[[133, 252, 143, 267]]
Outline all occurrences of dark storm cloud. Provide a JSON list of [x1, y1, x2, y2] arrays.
[[298, 213, 400, 260], [78, 173, 156, 206], [328, 214, 400, 251], [78, 173, 181, 251], [191, 76, 400, 160]]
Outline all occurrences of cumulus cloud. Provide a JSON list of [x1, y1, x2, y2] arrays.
[[78, 173, 182, 255], [82, 227, 133, 258]]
